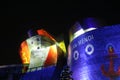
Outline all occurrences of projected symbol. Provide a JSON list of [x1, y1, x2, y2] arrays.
[[73, 50, 79, 60], [101, 45, 120, 80], [85, 44, 94, 55]]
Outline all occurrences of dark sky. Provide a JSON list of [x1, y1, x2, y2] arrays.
[[1, 1, 120, 65]]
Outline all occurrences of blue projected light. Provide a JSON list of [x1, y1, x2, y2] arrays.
[[68, 24, 120, 80], [82, 17, 100, 29], [21, 66, 56, 80], [82, 17, 103, 32]]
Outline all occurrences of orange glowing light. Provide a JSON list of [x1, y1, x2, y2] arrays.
[[19, 41, 30, 64], [37, 29, 56, 42], [44, 45, 57, 67]]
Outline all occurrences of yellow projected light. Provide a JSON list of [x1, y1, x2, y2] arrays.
[[19, 28, 67, 72]]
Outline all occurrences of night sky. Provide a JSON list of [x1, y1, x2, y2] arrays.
[[1, 1, 120, 65]]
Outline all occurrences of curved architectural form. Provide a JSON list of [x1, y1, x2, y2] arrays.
[[68, 24, 120, 80], [19, 28, 67, 73]]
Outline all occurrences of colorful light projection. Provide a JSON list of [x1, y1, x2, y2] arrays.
[[82, 17, 100, 32], [69, 21, 85, 42], [69, 17, 101, 43], [68, 24, 120, 80], [19, 29, 66, 72], [20, 65, 56, 80]]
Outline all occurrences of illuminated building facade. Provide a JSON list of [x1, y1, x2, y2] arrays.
[[68, 22, 120, 80], [0, 18, 120, 80], [19, 28, 67, 80]]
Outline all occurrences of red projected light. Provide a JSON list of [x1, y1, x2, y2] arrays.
[[19, 29, 58, 71]]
